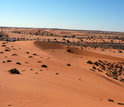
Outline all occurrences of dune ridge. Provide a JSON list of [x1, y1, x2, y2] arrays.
[[0, 41, 124, 107]]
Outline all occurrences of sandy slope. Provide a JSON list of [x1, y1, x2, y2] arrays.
[[0, 41, 124, 107]]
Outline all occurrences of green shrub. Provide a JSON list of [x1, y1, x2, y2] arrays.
[[26, 52, 30, 54], [0, 52, 4, 54], [12, 54, 18, 56], [33, 53, 38, 56], [5, 49, 10, 51], [94, 61, 99, 66], [16, 62, 21, 65], [41, 65, 48, 68], [35, 72, 38, 74], [7, 60, 12, 62], [2, 61, 6, 63], [87, 60, 93, 64], [67, 63, 71, 66], [37, 61, 42, 63], [92, 66, 96, 69], [117, 103, 124, 105], [108, 99, 114, 102], [28, 56, 33, 58], [118, 50, 123, 53], [56, 73, 59, 75], [1, 45, 6, 47], [8, 68, 20, 74], [66, 49, 72, 53]]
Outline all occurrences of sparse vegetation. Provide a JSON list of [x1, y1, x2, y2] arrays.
[[56, 73, 59, 75], [8, 68, 20, 74], [35, 72, 38, 74], [2, 61, 6, 63], [1, 45, 6, 47], [7, 60, 12, 62], [66, 49, 72, 53], [25, 62, 29, 64], [108, 99, 114, 102], [4, 48, 10, 51], [67, 63, 71, 66], [117, 103, 124, 105], [37, 61, 42, 63], [16, 62, 21, 65], [33, 53, 38, 56], [87, 60, 124, 82], [12, 54, 18, 56], [0, 52, 4, 54], [87, 60, 93, 64], [118, 50, 123, 53], [41, 65, 48, 68], [26, 52, 30, 54], [28, 56, 33, 58]]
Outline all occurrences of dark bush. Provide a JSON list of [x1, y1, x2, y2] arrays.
[[28, 56, 33, 58], [87, 60, 93, 64], [1, 45, 6, 47], [7, 60, 12, 62], [66, 49, 72, 53], [5, 49, 10, 51], [0, 52, 4, 54], [26, 52, 30, 54], [41, 65, 48, 68], [33, 53, 38, 56], [8, 68, 20, 74], [92, 66, 96, 69], [108, 99, 114, 102], [56, 73, 59, 75], [67, 63, 71, 66], [2, 61, 6, 63], [94, 61, 99, 66], [16, 62, 21, 65], [12, 54, 18, 56], [118, 103, 124, 105], [37, 61, 42, 63], [118, 50, 123, 53]]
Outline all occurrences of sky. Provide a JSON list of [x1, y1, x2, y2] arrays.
[[0, 0, 124, 32]]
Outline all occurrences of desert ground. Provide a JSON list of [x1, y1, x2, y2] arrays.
[[0, 27, 124, 107]]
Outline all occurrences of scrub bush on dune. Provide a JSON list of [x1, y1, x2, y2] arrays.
[[8, 68, 21, 74], [41, 65, 48, 68]]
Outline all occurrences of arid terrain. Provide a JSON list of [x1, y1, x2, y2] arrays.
[[0, 27, 124, 107]]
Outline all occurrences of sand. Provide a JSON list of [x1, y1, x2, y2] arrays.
[[0, 40, 124, 107]]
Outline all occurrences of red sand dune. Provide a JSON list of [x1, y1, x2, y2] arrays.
[[0, 41, 124, 107]]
